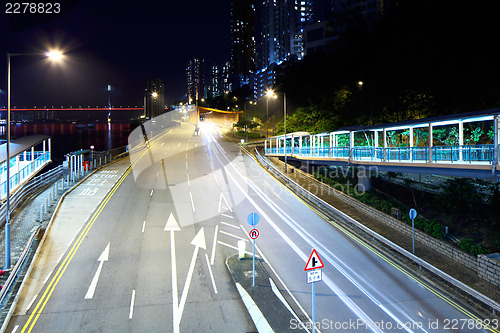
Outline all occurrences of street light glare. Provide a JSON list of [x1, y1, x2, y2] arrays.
[[152, 92, 158, 98], [266, 89, 274, 97], [46, 50, 64, 61]]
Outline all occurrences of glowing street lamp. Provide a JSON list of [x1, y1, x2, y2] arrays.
[[4, 49, 64, 269], [267, 89, 288, 172]]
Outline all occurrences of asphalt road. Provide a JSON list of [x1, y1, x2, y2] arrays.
[[7, 119, 497, 332]]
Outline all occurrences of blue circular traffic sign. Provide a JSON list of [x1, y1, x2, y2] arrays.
[[247, 213, 260, 226], [409, 208, 417, 220]]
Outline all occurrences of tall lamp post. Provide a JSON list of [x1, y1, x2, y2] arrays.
[[5, 50, 63, 269], [266, 89, 288, 173]]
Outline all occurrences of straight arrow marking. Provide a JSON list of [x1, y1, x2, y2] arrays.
[[165, 213, 181, 333], [84, 243, 110, 299]]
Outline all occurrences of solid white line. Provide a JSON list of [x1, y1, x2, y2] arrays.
[[221, 214, 233, 219], [205, 253, 218, 294], [142, 220, 146, 233], [43, 271, 53, 285], [210, 225, 218, 265], [219, 230, 249, 242], [11, 325, 19, 333], [221, 192, 233, 212], [189, 192, 195, 212], [56, 253, 64, 264], [129, 290, 136, 319], [220, 221, 239, 229], [26, 295, 38, 312]]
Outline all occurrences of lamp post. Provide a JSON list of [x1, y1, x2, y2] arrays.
[[266, 89, 288, 172], [5, 50, 63, 269]]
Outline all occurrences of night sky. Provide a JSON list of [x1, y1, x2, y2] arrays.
[[0, 0, 231, 108]]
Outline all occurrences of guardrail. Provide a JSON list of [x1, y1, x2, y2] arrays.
[[254, 148, 500, 315], [0, 227, 38, 309], [0, 165, 62, 226]]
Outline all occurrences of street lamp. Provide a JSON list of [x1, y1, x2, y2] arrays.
[[4, 50, 64, 269], [265, 89, 274, 138], [266, 89, 288, 173]]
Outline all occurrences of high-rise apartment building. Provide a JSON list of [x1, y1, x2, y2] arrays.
[[258, 0, 313, 69], [208, 62, 232, 98], [230, 0, 256, 88], [145, 78, 164, 119], [186, 58, 205, 103]]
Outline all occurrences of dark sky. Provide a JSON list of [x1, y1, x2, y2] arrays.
[[0, 0, 231, 108]]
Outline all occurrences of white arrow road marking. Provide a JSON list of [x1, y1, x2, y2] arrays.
[[177, 228, 206, 328], [84, 243, 110, 299], [164, 213, 181, 333]]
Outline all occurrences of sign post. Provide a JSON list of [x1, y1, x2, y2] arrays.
[[305, 249, 324, 333], [409, 209, 417, 254], [247, 213, 260, 286]]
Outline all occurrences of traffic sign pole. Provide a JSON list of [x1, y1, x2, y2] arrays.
[[409, 209, 417, 254], [252, 237, 256, 286], [312, 281, 316, 333]]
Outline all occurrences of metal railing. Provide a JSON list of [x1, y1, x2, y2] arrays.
[[267, 144, 498, 164]]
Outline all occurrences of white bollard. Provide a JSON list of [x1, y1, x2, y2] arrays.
[[238, 239, 246, 260]]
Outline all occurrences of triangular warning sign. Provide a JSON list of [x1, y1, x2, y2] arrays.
[[304, 249, 324, 271]]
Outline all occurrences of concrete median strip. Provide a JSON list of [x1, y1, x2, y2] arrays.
[[235, 283, 274, 333]]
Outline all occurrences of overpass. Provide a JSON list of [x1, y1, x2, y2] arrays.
[[265, 108, 500, 188], [198, 107, 241, 126]]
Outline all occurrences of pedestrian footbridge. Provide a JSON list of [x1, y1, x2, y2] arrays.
[[265, 109, 500, 180]]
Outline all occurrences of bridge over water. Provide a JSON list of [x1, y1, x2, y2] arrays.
[[265, 108, 500, 189]]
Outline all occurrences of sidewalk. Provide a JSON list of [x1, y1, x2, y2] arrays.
[[4, 158, 130, 323]]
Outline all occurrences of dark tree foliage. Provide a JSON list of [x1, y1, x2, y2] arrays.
[[278, 0, 500, 131]]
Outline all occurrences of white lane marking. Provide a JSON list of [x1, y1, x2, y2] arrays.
[[11, 325, 19, 333], [156, 172, 159, 177], [142, 220, 146, 233], [213, 173, 220, 186], [43, 271, 53, 285], [178, 143, 181, 147], [161, 143, 164, 146], [221, 214, 233, 219], [129, 290, 136, 319], [220, 221, 239, 229], [219, 230, 249, 242], [150, 190, 154, 197], [205, 253, 218, 294], [221, 192, 233, 212], [189, 192, 195, 212], [26, 295, 38, 312], [210, 225, 218, 265], [187, 173, 190, 186], [56, 253, 64, 264]]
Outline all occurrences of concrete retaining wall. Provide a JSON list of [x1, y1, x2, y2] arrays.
[[478, 254, 500, 287]]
